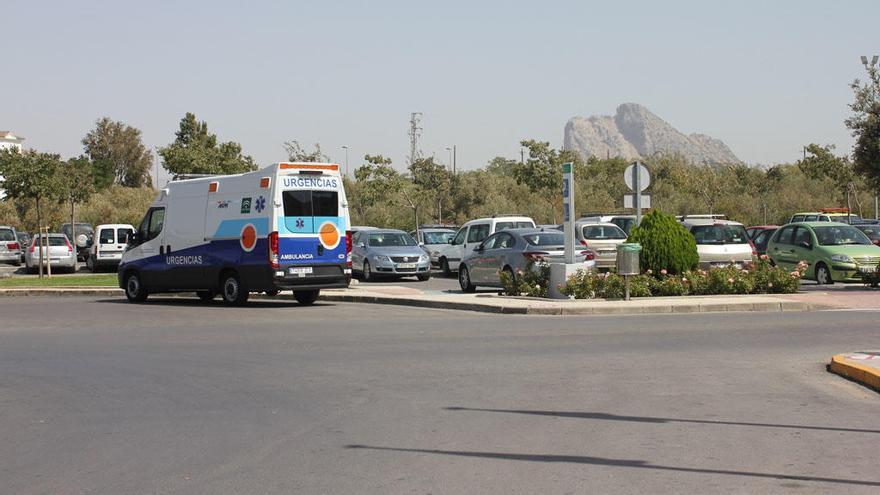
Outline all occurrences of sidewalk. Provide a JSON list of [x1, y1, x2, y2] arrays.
[[828, 352, 880, 393]]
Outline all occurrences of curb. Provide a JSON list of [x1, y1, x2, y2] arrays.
[[828, 354, 880, 393]]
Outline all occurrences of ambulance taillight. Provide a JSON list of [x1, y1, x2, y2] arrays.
[[268, 231, 279, 268]]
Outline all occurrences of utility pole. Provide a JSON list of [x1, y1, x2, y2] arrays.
[[408, 112, 423, 166], [341, 145, 349, 176], [453, 145, 456, 174]]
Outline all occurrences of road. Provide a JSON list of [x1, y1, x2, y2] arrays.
[[1, 297, 878, 494]]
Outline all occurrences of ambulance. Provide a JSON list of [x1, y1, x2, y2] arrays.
[[118, 162, 351, 305]]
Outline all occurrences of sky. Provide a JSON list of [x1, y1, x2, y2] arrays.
[[4, 0, 879, 185]]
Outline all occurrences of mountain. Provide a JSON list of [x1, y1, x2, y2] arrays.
[[563, 103, 741, 164]]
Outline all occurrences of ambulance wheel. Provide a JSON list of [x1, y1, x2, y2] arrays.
[[124, 272, 149, 303], [264, 289, 280, 297], [196, 290, 216, 301], [294, 289, 320, 305], [362, 260, 373, 282], [221, 272, 249, 306]]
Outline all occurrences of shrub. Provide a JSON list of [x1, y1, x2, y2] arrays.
[[500, 261, 551, 298], [627, 210, 699, 275]]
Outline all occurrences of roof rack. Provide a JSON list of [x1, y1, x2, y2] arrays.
[[491, 213, 527, 218], [171, 173, 219, 182], [819, 207, 849, 213]]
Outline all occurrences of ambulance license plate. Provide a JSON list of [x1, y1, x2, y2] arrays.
[[289, 267, 313, 277]]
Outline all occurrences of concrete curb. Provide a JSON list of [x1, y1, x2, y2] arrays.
[[828, 354, 880, 393], [0, 287, 834, 316]]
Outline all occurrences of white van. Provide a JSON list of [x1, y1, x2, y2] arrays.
[[442, 216, 535, 274], [87, 223, 135, 272], [118, 162, 351, 305]]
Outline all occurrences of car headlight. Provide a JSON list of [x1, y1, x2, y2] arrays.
[[374, 255, 390, 262], [831, 254, 854, 263], [420, 254, 429, 262]]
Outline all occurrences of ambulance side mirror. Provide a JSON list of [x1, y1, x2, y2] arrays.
[[128, 231, 140, 246]]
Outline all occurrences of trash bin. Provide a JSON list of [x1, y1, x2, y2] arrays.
[[616, 243, 642, 276]]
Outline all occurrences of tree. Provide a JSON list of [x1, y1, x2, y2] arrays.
[[511, 140, 583, 223], [82, 117, 153, 189], [798, 143, 860, 216], [159, 113, 257, 176], [409, 156, 455, 223], [846, 60, 880, 190], [283, 140, 328, 162], [0, 149, 63, 276], [57, 156, 94, 252]]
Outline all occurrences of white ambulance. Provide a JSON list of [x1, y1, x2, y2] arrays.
[[118, 162, 351, 305]]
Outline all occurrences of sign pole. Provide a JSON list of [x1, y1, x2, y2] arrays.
[[562, 162, 575, 264], [634, 162, 642, 226]]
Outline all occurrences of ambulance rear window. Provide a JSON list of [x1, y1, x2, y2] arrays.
[[283, 190, 338, 217]]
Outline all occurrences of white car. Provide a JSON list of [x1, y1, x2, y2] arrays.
[[443, 216, 536, 274], [681, 219, 755, 269], [578, 214, 637, 234], [87, 224, 135, 272], [410, 228, 456, 270], [25, 233, 77, 273], [575, 222, 628, 270]]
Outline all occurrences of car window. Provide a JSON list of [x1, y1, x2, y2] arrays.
[[282, 190, 339, 217], [452, 228, 466, 245], [496, 233, 516, 249], [690, 225, 749, 245], [753, 229, 772, 248], [793, 227, 812, 247], [480, 234, 499, 250], [775, 226, 795, 245], [117, 228, 133, 244], [813, 225, 872, 246], [583, 225, 627, 240], [423, 231, 454, 244], [368, 232, 417, 247], [612, 218, 636, 233], [495, 221, 535, 230], [99, 229, 115, 244], [818, 215, 830, 222], [804, 215, 818, 222], [790, 215, 804, 223], [523, 233, 565, 246], [0, 229, 14, 242], [140, 208, 165, 242], [467, 224, 490, 243]]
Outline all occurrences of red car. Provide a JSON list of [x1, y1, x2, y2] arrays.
[[745, 225, 779, 240]]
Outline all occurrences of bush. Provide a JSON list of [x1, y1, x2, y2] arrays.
[[500, 261, 551, 297], [627, 210, 699, 275]]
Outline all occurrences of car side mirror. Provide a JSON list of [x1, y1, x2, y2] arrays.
[[474, 245, 484, 252], [448, 238, 454, 244], [800, 241, 812, 250]]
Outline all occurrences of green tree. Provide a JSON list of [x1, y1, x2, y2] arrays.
[[82, 117, 153, 189], [409, 156, 455, 223], [846, 59, 880, 190], [627, 210, 699, 275], [283, 140, 328, 162], [798, 144, 860, 216], [159, 112, 257, 176], [0, 149, 64, 276], [57, 156, 95, 248], [512, 140, 583, 223]]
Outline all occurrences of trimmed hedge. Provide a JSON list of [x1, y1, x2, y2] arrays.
[[627, 210, 699, 275]]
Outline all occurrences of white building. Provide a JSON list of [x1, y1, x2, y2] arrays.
[[0, 131, 26, 199]]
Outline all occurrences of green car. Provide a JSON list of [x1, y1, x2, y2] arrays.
[[767, 222, 880, 284]]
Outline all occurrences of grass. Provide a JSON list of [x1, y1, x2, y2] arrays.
[[0, 273, 118, 287]]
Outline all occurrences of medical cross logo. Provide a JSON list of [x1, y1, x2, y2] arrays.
[[296, 218, 305, 229], [254, 196, 266, 213]]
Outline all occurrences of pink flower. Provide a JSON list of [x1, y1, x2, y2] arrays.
[[660, 269, 668, 275], [760, 254, 769, 260]]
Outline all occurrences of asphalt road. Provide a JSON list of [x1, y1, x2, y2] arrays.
[[1, 297, 878, 494]]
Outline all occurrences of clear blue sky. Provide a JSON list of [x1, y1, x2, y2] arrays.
[[5, 0, 879, 179]]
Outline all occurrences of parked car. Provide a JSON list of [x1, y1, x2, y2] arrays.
[[578, 214, 637, 234], [16, 231, 31, 263], [0, 226, 21, 266], [59, 222, 94, 261], [854, 224, 880, 246], [575, 222, 627, 270], [351, 229, 431, 281], [745, 225, 779, 240], [87, 224, 136, 272], [444, 216, 536, 274], [788, 209, 861, 224], [751, 227, 778, 257], [768, 222, 880, 284], [681, 219, 755, 269], [537, 224, 562, 231], [676, 214, 728, 221], [410, 227, 456, 270], [458, 228, 596, 292], [25, 233, 77, 273]]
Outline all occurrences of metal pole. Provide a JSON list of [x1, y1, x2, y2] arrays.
[[453, 145, 456, 174], [634, 162, 642, 226]]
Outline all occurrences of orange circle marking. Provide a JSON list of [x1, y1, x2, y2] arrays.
[[240, 224, 257, 252], [319, 222, 340, 249]]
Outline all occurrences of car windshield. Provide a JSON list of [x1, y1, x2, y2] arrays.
[[691, 225, 749, 245], [422, 231, 454, 244], [495, 221, 534, 230], [523, 233, 565, 246], [813, 225, 873, 246], [0, 229, 15, 241], [368, 233, 417, 247], [583, 225, 627, 240]]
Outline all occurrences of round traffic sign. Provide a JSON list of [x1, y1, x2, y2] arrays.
[[624, 162, 651, 192]]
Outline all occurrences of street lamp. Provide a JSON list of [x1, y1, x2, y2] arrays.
[[341, 145, 349, 177], [445, 147, 452, 171]]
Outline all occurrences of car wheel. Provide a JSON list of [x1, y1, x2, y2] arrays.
[[294, 289, 320, 305], [417, 272, 431, 282], [440, 257, 451, 277], [125, 272, 149, 303], [459, 265, 476, 293], [86, 255, 95, 272], [815, 263, 833, 285], [363, 260, 373, 282], [221, 272, 249, 306], [502, 266, 516, 287], [196, 290, 216, 301]]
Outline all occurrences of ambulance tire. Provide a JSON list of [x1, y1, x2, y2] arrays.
[[124, 272, 149, 303], [294, 289, 320, 306], [220, 272, 249, 306], [196, 290, 216, 301]]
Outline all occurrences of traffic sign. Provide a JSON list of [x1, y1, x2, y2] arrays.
[[624, 162, 650, 192], [624, 194, 651, 209]]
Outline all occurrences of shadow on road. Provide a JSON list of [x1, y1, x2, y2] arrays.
[[345, 445, 880, 487], [443, 406, 880, 434], [94, 298, 335, 309]]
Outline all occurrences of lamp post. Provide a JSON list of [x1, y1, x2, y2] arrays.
[[445, 147, 452, 171], [861, 55, 880, 220], [341, 145, 349, 177]]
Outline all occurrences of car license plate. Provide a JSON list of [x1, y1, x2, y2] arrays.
[[858, 265, 878, 273], [397, 263, 417, 269], [289, 267, 313, 277]]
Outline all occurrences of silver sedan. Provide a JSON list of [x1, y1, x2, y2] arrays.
[[351, 229, 432, 281]]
